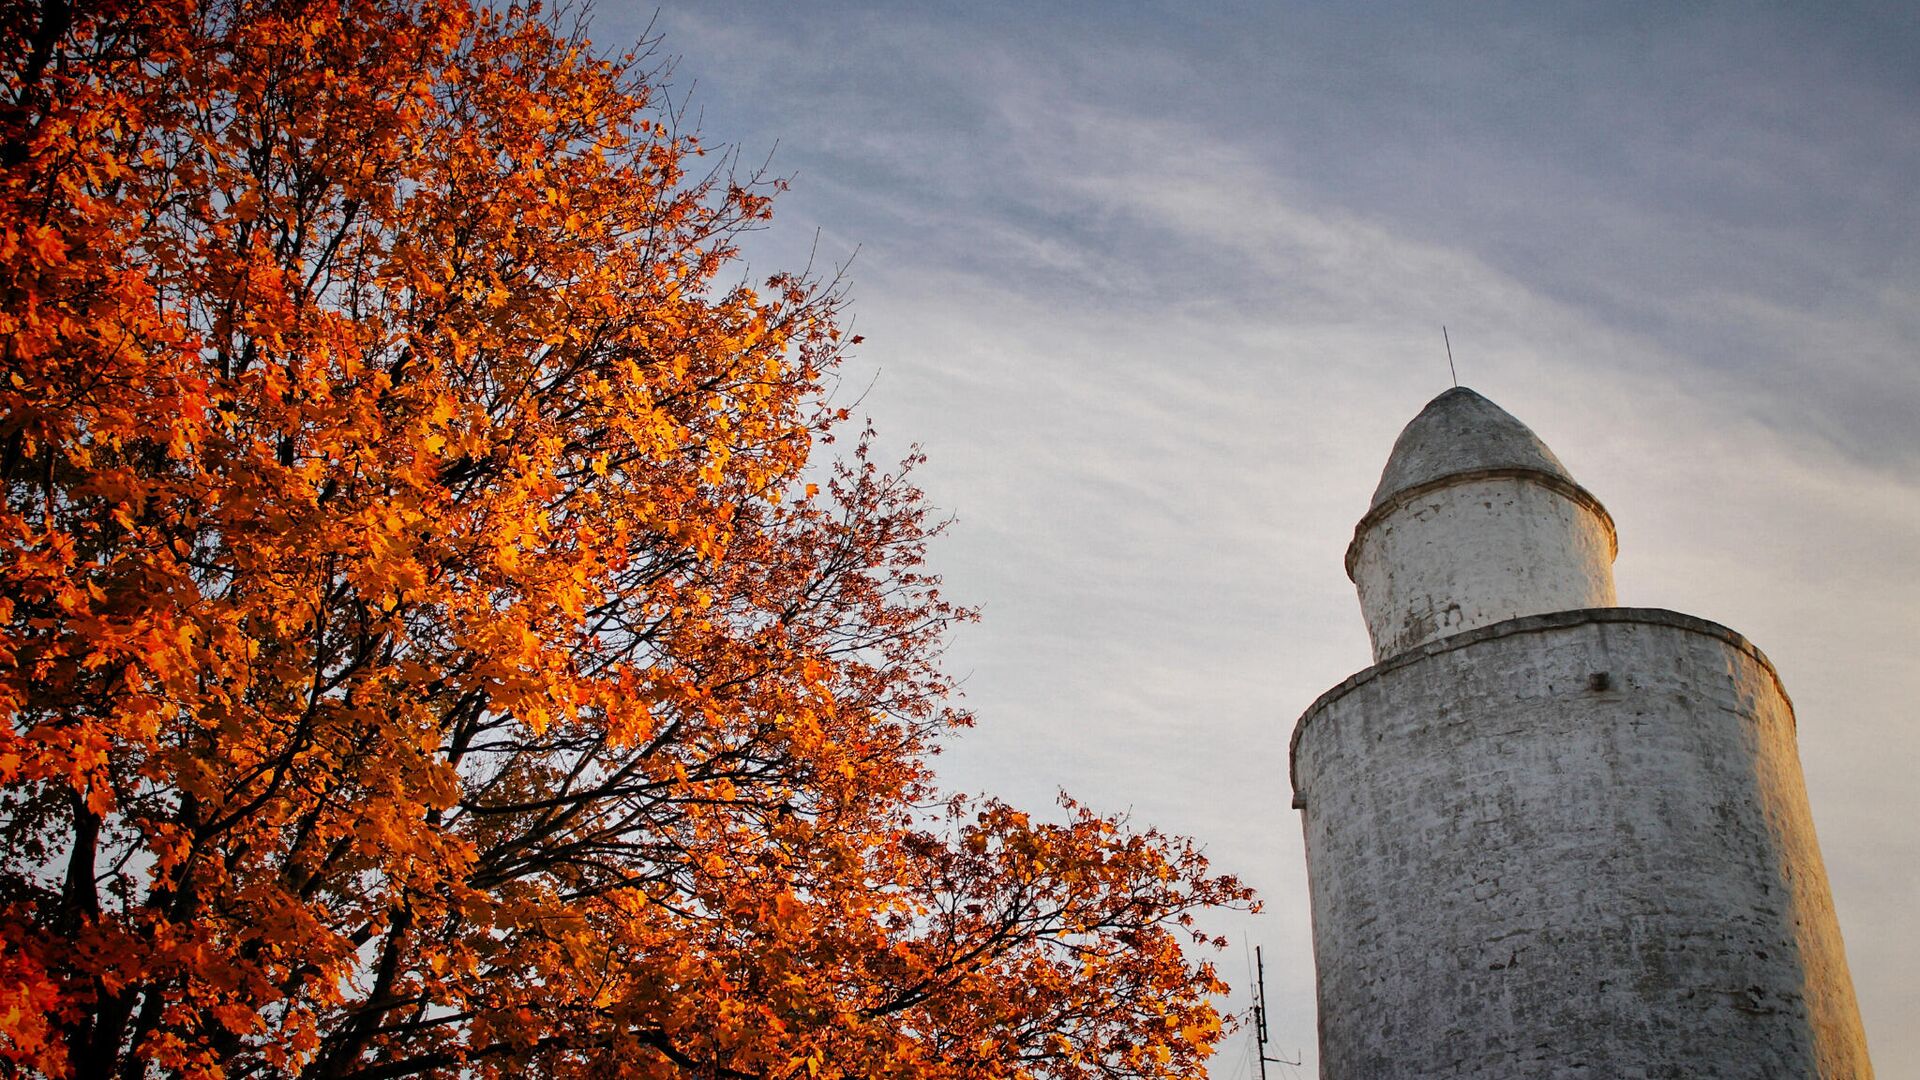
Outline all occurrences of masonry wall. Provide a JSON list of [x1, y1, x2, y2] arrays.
[[1290, 608, 1871, 1079], [1349, 475, 1616, 662]]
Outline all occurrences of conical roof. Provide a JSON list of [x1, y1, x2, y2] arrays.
[[1369, 387, 1573, 509]]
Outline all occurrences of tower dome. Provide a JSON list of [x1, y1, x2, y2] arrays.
[[1368, 387, 1575, 509], [1348, 387, 1617, 660]]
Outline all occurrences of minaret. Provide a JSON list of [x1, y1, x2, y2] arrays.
[[1290, 388, 1871, 1078]]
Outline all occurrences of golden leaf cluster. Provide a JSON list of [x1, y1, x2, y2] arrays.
[[0, 2, 1254, 1077]]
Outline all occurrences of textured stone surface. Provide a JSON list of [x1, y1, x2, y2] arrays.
[[1350, 476, 1617, 662], [1369, 387, 1573, 510], [1291, 609, 1872, 1079]]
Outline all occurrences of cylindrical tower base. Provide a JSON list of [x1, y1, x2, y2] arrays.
[[1290, 608, 1870, 1079]]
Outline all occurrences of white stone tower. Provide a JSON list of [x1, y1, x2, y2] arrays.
[[1290, 387, 1871, 1078]]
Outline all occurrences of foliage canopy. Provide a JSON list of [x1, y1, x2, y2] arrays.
[[0, 1, 1252, 1076]]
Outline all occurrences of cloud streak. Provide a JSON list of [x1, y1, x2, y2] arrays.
[[622, 4, 1920, 1071]]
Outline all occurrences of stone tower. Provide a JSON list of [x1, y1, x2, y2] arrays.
[[1289, 387, 1871, 1078]]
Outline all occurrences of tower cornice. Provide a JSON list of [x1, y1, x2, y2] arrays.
[[1344, 465, 1619, 580], [1288, 605, 1793, 809]]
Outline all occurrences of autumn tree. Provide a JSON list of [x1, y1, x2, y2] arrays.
[[0, 1, 1252, 1077]]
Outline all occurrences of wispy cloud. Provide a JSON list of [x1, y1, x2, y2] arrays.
[[627, 3, 1920, 1070]]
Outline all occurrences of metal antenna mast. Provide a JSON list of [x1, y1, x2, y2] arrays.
[[1443, 325, 1459, 388], [1252, 946, 1301, 1078]]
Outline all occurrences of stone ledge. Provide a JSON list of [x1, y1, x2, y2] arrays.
[[1288, 607, 1794, 806], [1345, 467, 1619, 580]]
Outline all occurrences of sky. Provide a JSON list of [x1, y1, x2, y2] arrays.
[[599, 3, 1919, 1074]]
